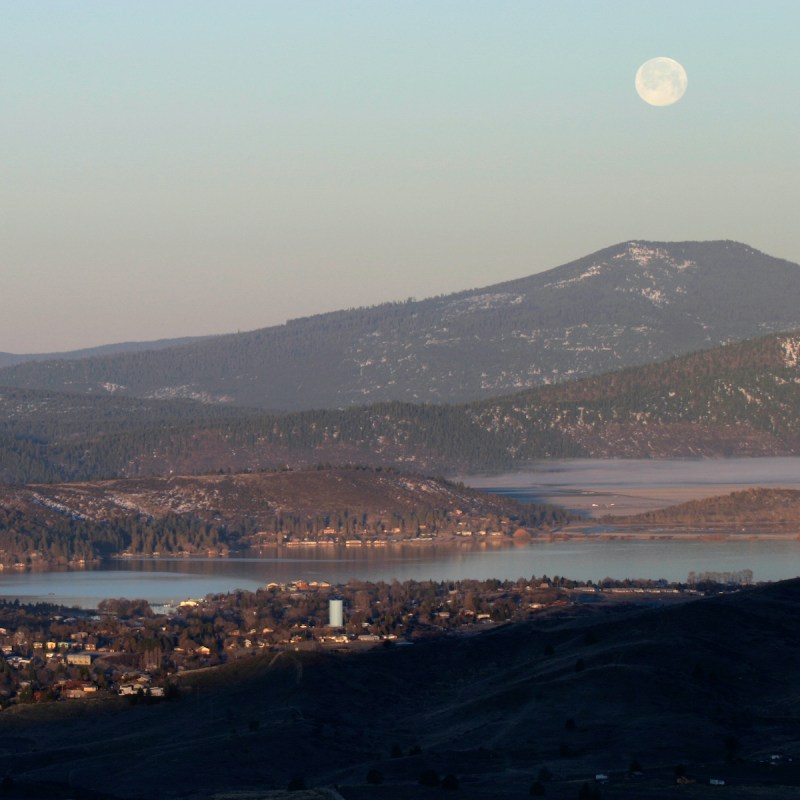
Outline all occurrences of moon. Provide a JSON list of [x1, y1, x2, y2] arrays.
[[635, 57, 688, 106]]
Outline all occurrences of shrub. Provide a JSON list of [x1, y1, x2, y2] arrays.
[[418, 768, 440, 787], [441, 773, 459, 791]]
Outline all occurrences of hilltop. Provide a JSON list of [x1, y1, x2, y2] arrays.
[[2, 240, 800, 409]]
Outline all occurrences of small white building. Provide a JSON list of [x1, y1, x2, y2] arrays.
[[329, 599, 344, 628]]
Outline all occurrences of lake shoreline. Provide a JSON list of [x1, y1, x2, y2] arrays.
[[2, 523, 794, 579]]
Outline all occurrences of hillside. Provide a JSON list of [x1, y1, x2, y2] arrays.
[[2, 329, 800, 481], [2, 240, 800, 409], [4, 579, 800, 798], [613, 488, 800, 531], [0, 467, 565, 565]]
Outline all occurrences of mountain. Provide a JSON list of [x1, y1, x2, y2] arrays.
[[3, 329, 800, 482], [0, 335, 210, 370], [2, 240, 800, 410]]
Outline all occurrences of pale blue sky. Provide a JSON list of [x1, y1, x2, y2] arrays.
[[2, 1, 799, 351]]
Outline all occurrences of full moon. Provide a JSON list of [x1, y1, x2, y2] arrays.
[[635, 57, 688, 106]]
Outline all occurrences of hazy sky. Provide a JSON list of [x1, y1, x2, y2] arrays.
[[3, 1, 799, 352]]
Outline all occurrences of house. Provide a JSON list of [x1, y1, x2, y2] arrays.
[[66, 652, 94, 666], [62, 681, 97, 699]]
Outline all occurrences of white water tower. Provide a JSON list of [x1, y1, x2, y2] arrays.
[[329, 599, 344, 628]]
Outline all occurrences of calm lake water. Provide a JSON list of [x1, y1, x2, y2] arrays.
[[1, 458, 799, 608]]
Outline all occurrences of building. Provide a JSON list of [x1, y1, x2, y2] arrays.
[[329, 599, 344, 628], [66, 652, 94, 666]]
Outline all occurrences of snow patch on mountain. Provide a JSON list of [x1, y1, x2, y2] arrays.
[[444, 293, 522, 316], [544, 263, 605, 290], [640, 287, 668, 306], [146, 386, 234, 404], [614, 242, 696, 272], [780, 337, 800, 367]]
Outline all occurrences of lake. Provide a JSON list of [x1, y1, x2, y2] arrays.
[[0, 537, 798, 608], [1, 457, 799, 607]]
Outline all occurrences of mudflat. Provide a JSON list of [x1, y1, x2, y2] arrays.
[[538, 483, 800, 517]]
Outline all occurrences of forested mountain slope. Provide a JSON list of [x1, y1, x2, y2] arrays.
[[0, 467, 564, 565], [0, 335, 208, 370], [2, 330, 800, 482], [2, 240, 799, 409]]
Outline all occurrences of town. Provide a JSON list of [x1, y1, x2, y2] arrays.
[[0, 574, 730, 708]]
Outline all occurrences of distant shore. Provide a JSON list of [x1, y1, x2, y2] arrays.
[[552, 523, 800, 542]]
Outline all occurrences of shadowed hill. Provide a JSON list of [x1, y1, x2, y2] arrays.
[[2, 580, 800, 798]]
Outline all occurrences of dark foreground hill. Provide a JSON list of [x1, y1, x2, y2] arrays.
[[3, 328, 800, 482], [3, 580, 800, 798], [2, 240, 800, 409]]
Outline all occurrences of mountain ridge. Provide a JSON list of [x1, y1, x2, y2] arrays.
[[0, 335, 211, 370], [2, 328, 800, 482], [2, 239, 799, 409]]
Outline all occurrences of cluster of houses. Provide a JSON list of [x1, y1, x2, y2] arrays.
[[0, 573, 726, 708]]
